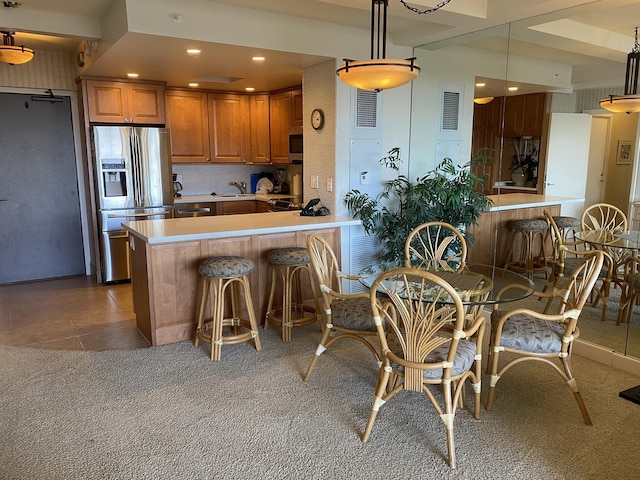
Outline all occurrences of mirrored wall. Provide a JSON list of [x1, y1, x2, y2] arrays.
[[410, 13, 640, 360]]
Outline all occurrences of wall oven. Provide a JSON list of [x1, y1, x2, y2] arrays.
[[288, 126, 303, 163]]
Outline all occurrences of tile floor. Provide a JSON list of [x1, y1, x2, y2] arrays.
[[0, 275, 149, 351]]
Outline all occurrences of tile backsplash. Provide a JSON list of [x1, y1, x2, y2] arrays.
[[172, 163, 302, 196]]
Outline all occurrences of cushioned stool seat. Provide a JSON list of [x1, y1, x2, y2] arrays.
[[264, 247, 320, 342], [505, 218, 548, 279], [552, 215, 581, 243], [194, 255, 261, 361]]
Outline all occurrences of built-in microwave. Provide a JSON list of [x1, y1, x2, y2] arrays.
[[288, 126, 303, 163]]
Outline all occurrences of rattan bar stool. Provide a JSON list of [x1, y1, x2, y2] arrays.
[[194, 256, 261, 361], [505, 218, 548, 279], [264, 247, 321, 342]]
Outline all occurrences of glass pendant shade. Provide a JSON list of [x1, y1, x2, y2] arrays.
[[473, 96, 495, 105], [600, 28, 640, 114], [599, 95, 640, 114], [337, 58, 421, 91], [0, 32, 34, 65]]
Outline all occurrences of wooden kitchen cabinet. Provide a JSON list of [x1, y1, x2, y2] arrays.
[[85, 79, 165, 124], [503, 93, 545, 137], [165, 90, 210, 163], [270, 86, 302, 164], [208, 93, 249, 163], [216, 200, 259, 215], [207, 93, 270, 164]]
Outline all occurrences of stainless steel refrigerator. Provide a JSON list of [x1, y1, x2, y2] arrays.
[[92, 126, 173, 282]]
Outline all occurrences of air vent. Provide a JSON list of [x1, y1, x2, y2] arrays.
[[441, 90, 460, 131], [355, 89, 378, 128], [349, 232, 379, 294]]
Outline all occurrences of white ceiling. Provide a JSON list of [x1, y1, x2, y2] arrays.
[[2, 0, 640, 94]]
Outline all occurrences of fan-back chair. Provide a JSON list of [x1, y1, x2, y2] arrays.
[[362, 267, 485, 469], [486, 250, 604, 425], [303, 234, 379, 381], [404, 221, 467, 272]]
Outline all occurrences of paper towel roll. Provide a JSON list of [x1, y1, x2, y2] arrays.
[[292, 173, 302, 196]]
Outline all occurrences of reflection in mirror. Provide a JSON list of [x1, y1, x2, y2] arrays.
[[410, 10, 639, 361]]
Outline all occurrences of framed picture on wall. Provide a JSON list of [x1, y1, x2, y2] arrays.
[[616, 140, 633, 165]]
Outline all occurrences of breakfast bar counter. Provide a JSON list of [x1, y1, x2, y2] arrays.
[[123, 212, 360, 346], [468, 193, 583, 265]]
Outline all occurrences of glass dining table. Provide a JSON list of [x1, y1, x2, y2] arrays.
[[359, 264, 535, 307], [574, 229, 640, 405]]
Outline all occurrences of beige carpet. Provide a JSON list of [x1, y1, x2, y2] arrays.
[[1, 324, 639, 479]]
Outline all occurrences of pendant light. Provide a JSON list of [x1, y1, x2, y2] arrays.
[[0, 31, 34, 65], [600, 27, 640, 114], [337, 0, 452, 92]]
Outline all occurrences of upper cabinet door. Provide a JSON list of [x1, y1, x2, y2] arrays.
[[165, 90, 210, 163], [85, 80, 165, 124], [249, 94, 271, 163], [269, 91, 293, 164], [291, 88, 303, 127], [127, 83, 165, 125], [208, 93, 249, 163], [503, 93, 545, 137]]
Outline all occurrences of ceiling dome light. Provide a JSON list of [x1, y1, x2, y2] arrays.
[[0, 31, 34, 65], [600, 27, 640, 114], [337, 0, 452, 92]]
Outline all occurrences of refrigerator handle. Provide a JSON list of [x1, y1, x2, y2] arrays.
[[131, 131, 142, 206]]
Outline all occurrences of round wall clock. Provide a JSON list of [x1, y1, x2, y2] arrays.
[[311, 108, 325, 130]]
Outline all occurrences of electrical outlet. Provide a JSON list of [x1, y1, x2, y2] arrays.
[[311, 175, 319, 189], [327, 177, 333, 192]]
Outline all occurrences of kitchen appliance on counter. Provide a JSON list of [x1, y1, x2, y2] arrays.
[[92, 126, 173, 282]]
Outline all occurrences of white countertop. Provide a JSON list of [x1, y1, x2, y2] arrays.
[[486, 193, 583, 212], [123, 211, 360, 244], [174, 194, 299, 204]]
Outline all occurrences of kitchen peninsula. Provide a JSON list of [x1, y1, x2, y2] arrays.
[[123, 212, 360, 346], [468, 193, 583, 265]]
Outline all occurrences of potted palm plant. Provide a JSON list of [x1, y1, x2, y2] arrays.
[[344, 147, 493, 269]]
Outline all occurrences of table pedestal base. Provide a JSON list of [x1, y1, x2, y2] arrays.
[[619, 385, 640, 405]]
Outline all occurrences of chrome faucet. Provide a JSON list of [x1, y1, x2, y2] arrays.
[[230, 181, 247, 194]]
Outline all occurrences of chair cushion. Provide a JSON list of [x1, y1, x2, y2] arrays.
[[496, 313, 566, 353], [554, 256, 607, 278], [512, 218, 547, 231], [268, 247, 310, 265], [627, 273, 640, 289], [388, 337, 477, 379], [330, 297, 377, 331], [198, 256, 255, 278], [422, 338, 477, 379]]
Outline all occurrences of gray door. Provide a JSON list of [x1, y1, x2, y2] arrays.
[[0, 93, 84, 283]]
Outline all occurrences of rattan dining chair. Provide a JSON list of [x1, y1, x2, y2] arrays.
[[303, 234, 380, 382], [486, 250, 604, 425], [543, 210, 613, 322], [362, 267, 485, 469], [581, 202, 629, 303], [404, 221, 467, 272]]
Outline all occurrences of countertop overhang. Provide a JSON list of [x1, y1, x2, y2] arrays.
[[123, 211, 361, 244], [485, 193, 583, 212]]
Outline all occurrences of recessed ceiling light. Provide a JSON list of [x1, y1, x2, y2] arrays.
[[127, 73, 139, 78], [252, 56, 265, 62], [245, 87, 255, 92], [475, 82, 486, 87], [189, 83, 199, 87], [508, 86, 519, 91], [187, 49, 201, 55]]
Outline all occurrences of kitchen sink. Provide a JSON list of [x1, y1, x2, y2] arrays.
[[214, 194, 256, 198]]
